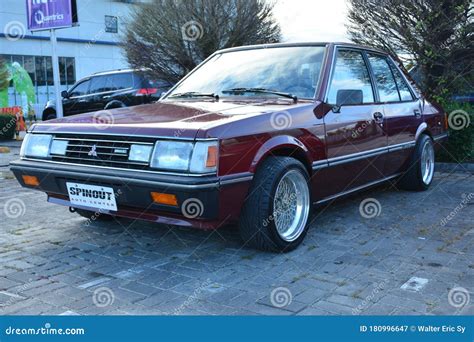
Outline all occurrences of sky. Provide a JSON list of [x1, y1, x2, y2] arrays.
[[272, 0, 351, 43]]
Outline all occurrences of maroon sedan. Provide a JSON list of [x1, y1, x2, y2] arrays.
[[11, 43, 448, 252]]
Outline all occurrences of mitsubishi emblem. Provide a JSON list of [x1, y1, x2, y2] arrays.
[[88, 144, 98, 157]]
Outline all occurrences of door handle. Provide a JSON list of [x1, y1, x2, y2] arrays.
[[373, 111, 384, 123], [414, 109, 421, 117]]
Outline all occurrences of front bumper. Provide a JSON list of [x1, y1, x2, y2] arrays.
[[10, 159, 235, 229]]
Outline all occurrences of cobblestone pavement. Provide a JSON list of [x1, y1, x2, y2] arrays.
[[0, 142, 473, 315]]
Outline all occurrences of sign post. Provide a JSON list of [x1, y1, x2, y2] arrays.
[[50, 29, 63, 118], [26, 0, 77, 118]]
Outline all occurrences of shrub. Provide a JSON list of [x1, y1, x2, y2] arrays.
[[0, 114, 17, 140], [436, 102, 473, 163]]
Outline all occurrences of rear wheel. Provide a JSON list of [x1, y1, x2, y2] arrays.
[[398, 134, 435, 191], [239, 157, 311, 252]]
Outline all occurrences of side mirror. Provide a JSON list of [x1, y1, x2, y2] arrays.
[[336, 89, 363, 106], [61, 90, 69, 98]]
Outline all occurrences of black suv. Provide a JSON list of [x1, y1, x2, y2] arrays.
[[42, 69, 173, 121]]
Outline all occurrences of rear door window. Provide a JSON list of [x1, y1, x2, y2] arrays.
[[327, 49, 375, 105], [367, 54, 400, 102], [89, 76, 108, 94]]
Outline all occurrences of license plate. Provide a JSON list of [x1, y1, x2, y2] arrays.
[[66, 182, 117, 211]]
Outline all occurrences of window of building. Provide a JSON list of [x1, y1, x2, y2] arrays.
[[0, 54, 76, 103], [105, 15, 118, 33]]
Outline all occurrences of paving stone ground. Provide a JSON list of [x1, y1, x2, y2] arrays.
[[0, 141, 473, 315]]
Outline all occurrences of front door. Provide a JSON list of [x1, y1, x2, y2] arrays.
[[63, 78, 91, 116]]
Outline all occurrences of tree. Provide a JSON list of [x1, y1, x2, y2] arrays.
[[346, 0, 473, 102], [123, 0, 281, 84]]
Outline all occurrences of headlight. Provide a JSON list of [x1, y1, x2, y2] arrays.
[[151, 141, 193, 171], [150, 140, 218, 173], [129, 144, 154, 163], [20, 133, 52, 158]]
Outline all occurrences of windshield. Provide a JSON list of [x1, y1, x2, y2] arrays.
[[165, 46, 326, 100]]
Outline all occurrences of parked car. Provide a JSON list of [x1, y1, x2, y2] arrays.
[[42, 69, 173, 121], [12, 43, 448, 252]]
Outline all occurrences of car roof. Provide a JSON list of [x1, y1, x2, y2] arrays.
[[91, 68, 139, 76], [216, 42, 389, 55]]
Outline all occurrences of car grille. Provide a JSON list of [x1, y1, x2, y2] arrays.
[[50, 134, 155, 170]]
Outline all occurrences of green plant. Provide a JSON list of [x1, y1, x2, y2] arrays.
[[437, 102, 473, 163], [0, 115, 17, 140]]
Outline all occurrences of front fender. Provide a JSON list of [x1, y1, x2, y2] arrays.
[[250, 135, 310, 173]]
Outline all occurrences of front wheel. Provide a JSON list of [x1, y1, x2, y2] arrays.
[[398, 134, 435, 191], [239, 157, 311, 252]]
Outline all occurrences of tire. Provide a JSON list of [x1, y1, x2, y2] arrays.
[[74, 208, 114, 221], [397, 134, 435, 191], [239, 157, 312, 252], [43, 111, 56, 121]]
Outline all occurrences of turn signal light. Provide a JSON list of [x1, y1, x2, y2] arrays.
[[206, 146, 218, 168], [22, 175, 40, 186], [151, 192, 178, 206]]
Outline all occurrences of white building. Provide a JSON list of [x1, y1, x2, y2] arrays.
[[0, 0, 139, 115]]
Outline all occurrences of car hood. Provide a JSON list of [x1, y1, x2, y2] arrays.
[[32, 100, 309, 139]]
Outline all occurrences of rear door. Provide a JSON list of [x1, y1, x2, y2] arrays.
[[366, 53, 421, 176], [321, 48, 387, 197], [103, 72, 136, 106]]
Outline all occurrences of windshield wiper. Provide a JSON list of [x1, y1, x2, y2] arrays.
[[169, 91, 219, 101], [221, 88, 297, 103]]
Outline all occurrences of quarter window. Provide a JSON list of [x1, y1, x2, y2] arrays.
[[388, 61, 414, 101], [367, 54, 400, 102], [327, 50, 374, 105]]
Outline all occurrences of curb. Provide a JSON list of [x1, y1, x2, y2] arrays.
[[436, 162, 474, 173]]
